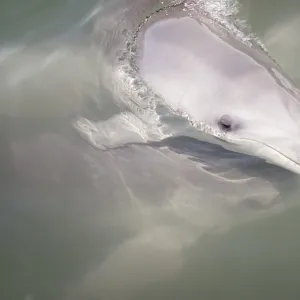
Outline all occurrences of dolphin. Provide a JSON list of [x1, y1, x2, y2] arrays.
[[1, 1, 300, 300], [74, 0, 300, 175]]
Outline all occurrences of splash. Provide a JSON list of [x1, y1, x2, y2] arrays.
[[184, 0, 267, 52]]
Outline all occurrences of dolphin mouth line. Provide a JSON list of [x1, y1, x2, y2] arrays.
[[228, 136, 300, 171]]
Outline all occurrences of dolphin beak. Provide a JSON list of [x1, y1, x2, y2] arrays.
[[220, 136, 300, 175]]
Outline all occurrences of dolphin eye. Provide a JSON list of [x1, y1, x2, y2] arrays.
[[218, 115, 233, 131]]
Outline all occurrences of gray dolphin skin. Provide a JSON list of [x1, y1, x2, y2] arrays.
[[74, 0, 300, 175]]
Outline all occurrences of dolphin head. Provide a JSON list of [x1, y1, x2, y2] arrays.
[[135, 10, 300, 174]]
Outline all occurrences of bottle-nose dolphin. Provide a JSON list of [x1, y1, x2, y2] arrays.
[[75, 0, 300, 175]]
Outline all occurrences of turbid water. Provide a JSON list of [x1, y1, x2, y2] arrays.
[[1, 1, 300, 300]]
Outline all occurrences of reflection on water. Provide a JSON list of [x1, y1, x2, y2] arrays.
[[1, 0, 300, 300]]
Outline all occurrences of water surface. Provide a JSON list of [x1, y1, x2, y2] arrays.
[[1, 1, 300, 299]]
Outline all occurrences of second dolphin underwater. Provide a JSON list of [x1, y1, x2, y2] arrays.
[[74, 0, 300, 175]]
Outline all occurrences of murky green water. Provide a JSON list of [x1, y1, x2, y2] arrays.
[[1, 1, 300, 300]]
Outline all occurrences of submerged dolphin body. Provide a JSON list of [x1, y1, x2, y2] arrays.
[[75, 0, 300, 175]]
